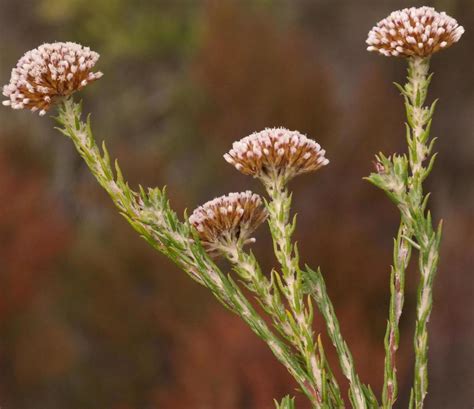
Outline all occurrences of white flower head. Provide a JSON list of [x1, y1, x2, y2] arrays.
[[2, 42, 103, 115], [189, 191, 267, 256], [224, 128, 329, 188], [366, 7, 464, 58]]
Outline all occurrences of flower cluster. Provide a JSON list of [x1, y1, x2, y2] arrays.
[[224, 128, 329, 188], [366, 7, 464, 58], [189, 191, 268, 256], [2, 42, 102, 115]]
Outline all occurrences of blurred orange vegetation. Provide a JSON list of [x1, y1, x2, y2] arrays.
[[0, 149, 70, 321], [0, 1, 472, 408]]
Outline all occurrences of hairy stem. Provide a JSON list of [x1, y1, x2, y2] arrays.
[[268, 186, 324, 402], [223, 246, 345, 408], [304, 267, 373, 409], [382, 221, 412, 408], [403, 57, 442, 409], [57, 98, 320, 406], [265, 181, 369, 409], [265, 183, 347, 408], [374, 57, 442, 409]]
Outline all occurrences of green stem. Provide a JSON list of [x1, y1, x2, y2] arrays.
[[223, 246, 296, 344], [305, 267, 372, 409], [268, 187, 324, 398], [224, 246, 346, 408], [403, 57, 442, 409], [368, 56, 442, 409], [382, 221, 412, 408], [411, 217, 442, 409], [266, 181, 368, 409], [265, 184, 345, 408], [56, 98, 320, 407]]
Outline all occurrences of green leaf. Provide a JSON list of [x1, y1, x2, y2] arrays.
[[393, 81, 406, 96], [274, 395, 296, 409]]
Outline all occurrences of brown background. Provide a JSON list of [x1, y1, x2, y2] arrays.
[[0, 1, 473, 408]]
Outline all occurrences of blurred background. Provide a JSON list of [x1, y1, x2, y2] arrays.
[[0, 1, 473, 408]]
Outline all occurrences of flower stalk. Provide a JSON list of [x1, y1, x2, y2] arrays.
[[225, 241, 348, 408], [366, 7, 463, 408], [387, 55, 443, 409], [56, 98, 320, 406], [225, 128, 342, 407], [223, 245, 328, 407], [367, 51, 445, 409], [403, 57, 443, 409], [266, 185, 333, 406], [368, 48, 448, 409], [368, 153, 414, 409], [263, 161, 374, 409], [265, 183, 369, 409], [225, 127, 374, 408]]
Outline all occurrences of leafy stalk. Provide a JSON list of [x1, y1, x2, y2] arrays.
[[56, 98, 321, 406], [367, 151, 412, 409], [304, 267, 376, 409], [222, 245, 344, 408], [367, 56, 442, 409], [263, 180, 348, 408], [266, 184, 327, 404], [263, 175, 369, 409], [403, 57, 443, 409], [382, 221, 412, 408]]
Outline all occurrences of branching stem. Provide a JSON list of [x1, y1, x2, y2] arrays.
[[265, 183, 350, 408], [376, 56, 442, 409], [57, 98, 320, 407]]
